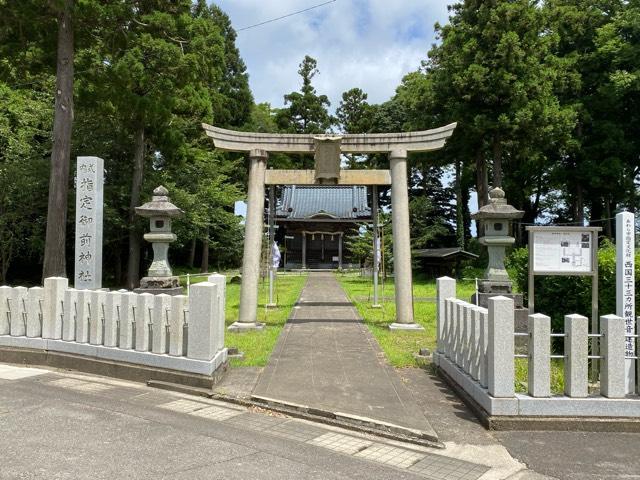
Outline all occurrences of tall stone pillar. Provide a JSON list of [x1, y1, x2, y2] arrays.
[[230, 149, 267, 331], [389, 150, 422, 330]]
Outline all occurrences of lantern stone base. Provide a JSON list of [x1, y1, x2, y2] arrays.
[[471, 292, 524, 309], [135, 276, 183, 296]]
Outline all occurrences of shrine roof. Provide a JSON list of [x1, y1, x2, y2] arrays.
[[276, 186, 371, 221]]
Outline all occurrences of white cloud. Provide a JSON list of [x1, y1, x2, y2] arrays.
[[216, 0, 450, 109]]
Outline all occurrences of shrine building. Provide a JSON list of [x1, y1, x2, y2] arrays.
[[274, 185, 371, 270]]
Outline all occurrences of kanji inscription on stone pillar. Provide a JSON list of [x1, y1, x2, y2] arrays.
[[616, 211, 635, 393], [74, 156, 104, 290]]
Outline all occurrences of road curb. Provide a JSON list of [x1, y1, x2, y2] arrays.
[[147, 380, 444, 448]]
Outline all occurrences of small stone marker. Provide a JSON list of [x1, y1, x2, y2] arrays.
[[616, 211, 635, 393], [74, 156, 104, 290]]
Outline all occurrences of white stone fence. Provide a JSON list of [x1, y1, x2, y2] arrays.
[[0, 276, 227, 377], [434, 277, 640, 418]]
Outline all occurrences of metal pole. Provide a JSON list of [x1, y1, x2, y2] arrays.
[[268, 186, 276, 307], [528, 229, 535, 315], [372, 185, 381, 308]]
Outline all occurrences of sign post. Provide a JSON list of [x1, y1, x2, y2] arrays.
[[616, 212, 635, 393], [527, 226, 601, 378], [74, 156, 104, 290]]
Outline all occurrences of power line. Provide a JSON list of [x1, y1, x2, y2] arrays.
[[236, 0, 337, 32]]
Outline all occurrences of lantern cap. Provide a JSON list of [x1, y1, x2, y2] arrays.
[[135, 185, 184, 218], [471, 187, 524, 220]]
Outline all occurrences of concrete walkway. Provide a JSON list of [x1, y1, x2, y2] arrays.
[[253, 272, 437, 439]]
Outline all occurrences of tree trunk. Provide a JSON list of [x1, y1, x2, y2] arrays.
[[42, 0, 74, 280], [188, 238, 196, 268], [126, 124, 145, 290], [200, 230, 209, 273], [475, 150, 489, 238], [604, 197, 612, 239], [114, 244, 122, 287], [492, 135, 503, 189], [455, 159, 464, 249], [462, 181, 472, 243], [575, 183, 584, 225], [475, 150, 489, 207]]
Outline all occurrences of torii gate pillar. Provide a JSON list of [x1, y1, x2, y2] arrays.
[[389, 150, 420, 329], [229, 149, 267, 331]]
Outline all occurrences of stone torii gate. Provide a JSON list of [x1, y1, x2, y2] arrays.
[[203, 122, 457, 331]]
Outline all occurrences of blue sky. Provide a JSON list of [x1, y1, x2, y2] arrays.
[[216, 0, 451, 108]]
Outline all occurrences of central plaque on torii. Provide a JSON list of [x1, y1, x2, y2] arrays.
[[313, 136, 342, 183], [202, 121, 457, 332]]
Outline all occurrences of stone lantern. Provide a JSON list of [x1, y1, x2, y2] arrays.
[[135, 185, 184, 295], [471, 187, 524, 308]]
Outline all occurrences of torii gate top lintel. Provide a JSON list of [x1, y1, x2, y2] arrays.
[[202, 122, 457, 154], [202, 122, 457, 186]]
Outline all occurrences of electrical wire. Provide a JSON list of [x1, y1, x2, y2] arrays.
[[236, 0, 337, 32]]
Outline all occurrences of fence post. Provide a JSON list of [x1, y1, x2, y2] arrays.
[[564, 314, 588, 398], [463, 304, 473, 374], [152, 294, 172, 354], [470, 307, 480, 381], [62, 289, 78, 341], [103, 292, 119, 347], [89, 290, 106, 345], [188, 282, 219, 361], [208, 274, 227, 352], [528, 313, 551, 397], [488, 296, 515, 398], [119, 292, 136, 349], [42, 277, 68, 339], [479, 308, 489, 388], [0, 286, 11, 335], [26, 287, 43, 338], [600, 314, 626, 398], [455, 301, 465, 366], [75, 290, 91, 343], [10, 286, 28, 337], [445, 299, 455, 358], [437, 277, 456, 354], [169, 295, 188, 356], [135, 293, 154, 352]]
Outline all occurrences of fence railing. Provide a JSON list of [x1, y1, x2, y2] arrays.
[[434, 276, 640, 417], [0, 275, 227, 376]]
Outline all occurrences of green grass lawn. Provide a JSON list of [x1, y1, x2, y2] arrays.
[[337, 273, 476, 367], [178, 271, 307, 367]]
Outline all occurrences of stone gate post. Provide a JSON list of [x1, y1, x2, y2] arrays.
[[389, 150, 421, 330], [231, 149, 267, 331]]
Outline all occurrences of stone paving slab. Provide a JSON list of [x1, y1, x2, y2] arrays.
[[253, 272, 437, 440]]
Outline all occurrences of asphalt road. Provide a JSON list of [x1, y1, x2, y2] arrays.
[[0, 365, 484, 480]]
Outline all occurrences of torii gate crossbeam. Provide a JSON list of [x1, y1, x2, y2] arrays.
[[202, 122, 457, 331]]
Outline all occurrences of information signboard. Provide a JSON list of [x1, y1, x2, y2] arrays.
[[532, 230, 593, 273], [527, 226, 602, 378]]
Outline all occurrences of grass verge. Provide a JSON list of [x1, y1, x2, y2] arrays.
[[337, 273, 476, 368]]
